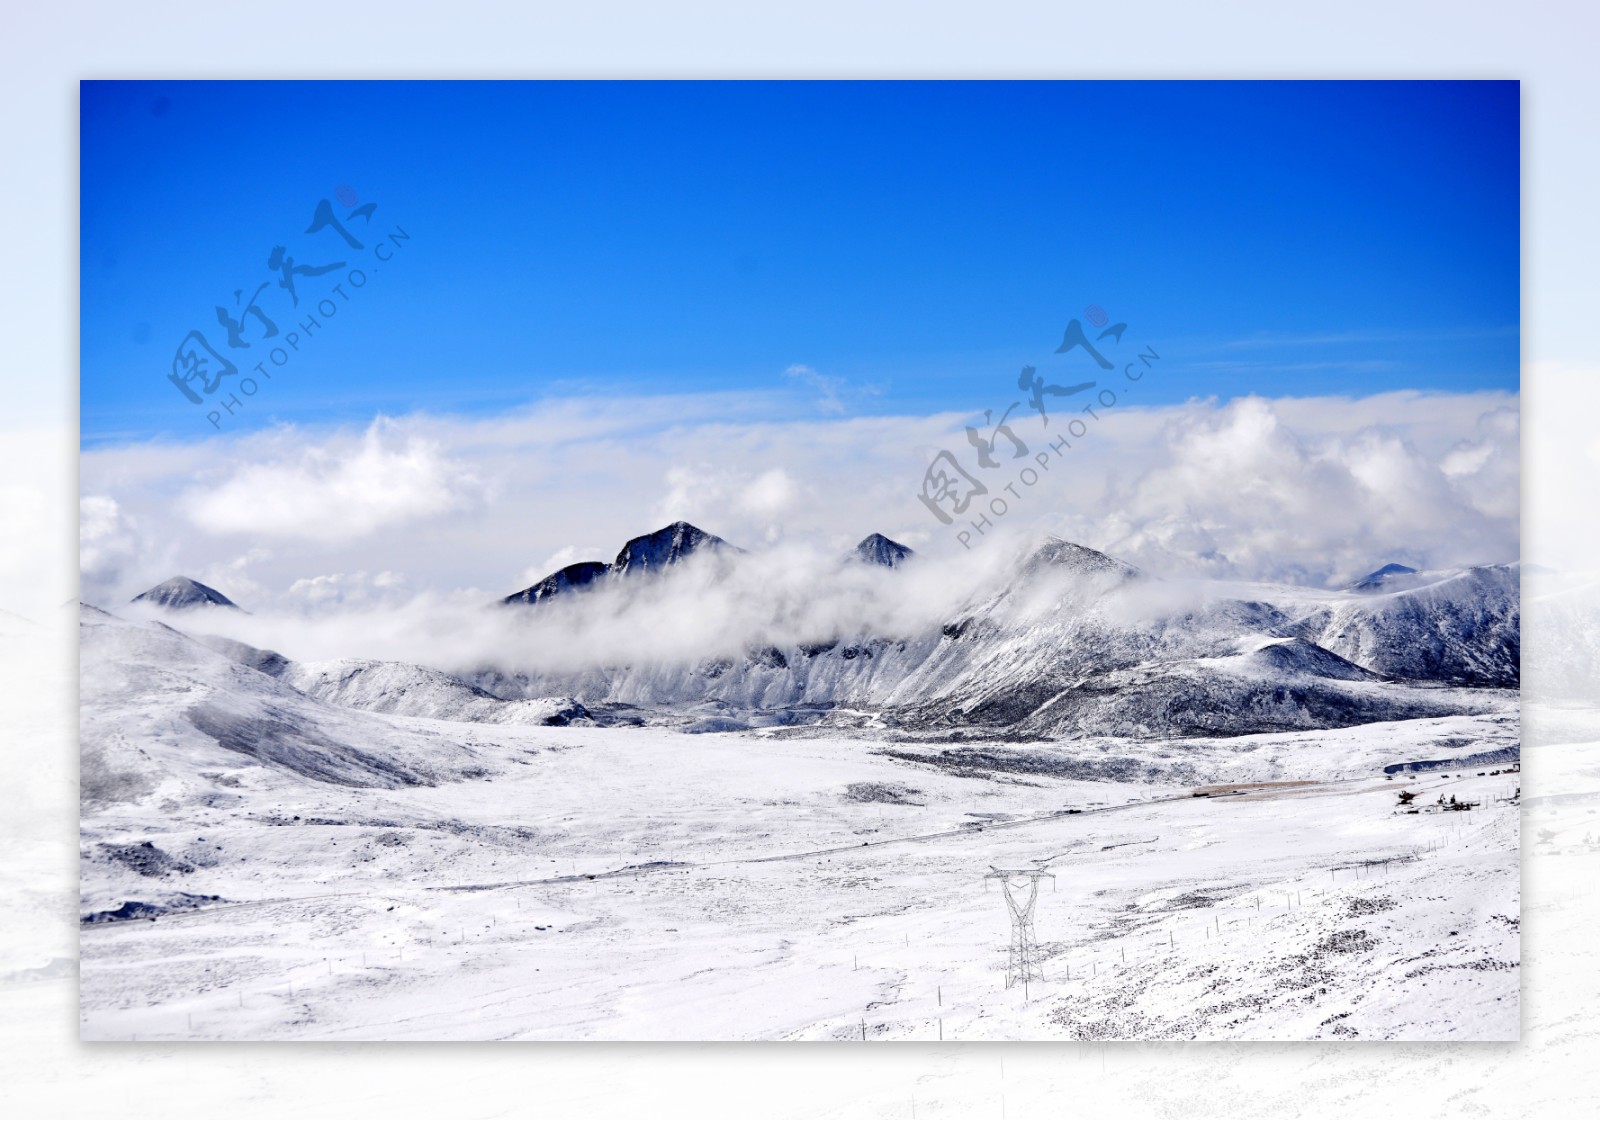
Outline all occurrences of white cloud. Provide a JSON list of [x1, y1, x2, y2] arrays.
[[79, 388, 1519, 608], [285, 570, 410, 609], [178, 419, 481, 542], [739, 469, 800, 517], [784, 364, 849, 415], [196, 547, 274, 606], [1044, 393, 1519, 585], [79, 495, 158, 606]]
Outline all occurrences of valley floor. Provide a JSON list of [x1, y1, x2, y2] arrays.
[[78, 710, 1521, 1041]]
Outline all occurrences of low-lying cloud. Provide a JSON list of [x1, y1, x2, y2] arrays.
[[124, 531, 1140, 679]]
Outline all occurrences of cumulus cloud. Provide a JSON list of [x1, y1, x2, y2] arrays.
[[79, 495, 160, 605], [739, 468, 800, 517], [179, 419, 481, 542], [1037, 393, 1519, 585], [650, 462, 816, 545], [196, 547, 274, 606]]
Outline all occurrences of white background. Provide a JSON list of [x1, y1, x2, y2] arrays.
[[3, 2, 1597, 1117]]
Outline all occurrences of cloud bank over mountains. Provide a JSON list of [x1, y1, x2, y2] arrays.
[[79, 388, 1518, 612]]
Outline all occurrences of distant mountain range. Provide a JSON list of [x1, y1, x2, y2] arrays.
[[498, 522, 910, 607], [127, 523, 918, 615], [459, 529, 1517, 739], [118, 522, 1518, 746]]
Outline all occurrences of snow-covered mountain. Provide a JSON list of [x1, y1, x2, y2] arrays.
[[89, 528, 1519, 752], [613, 521, 739, 576], [1345, 563, 1419, 594], [79, 605, 485, 799], [465, 535, 1518, 740], [853, 533, 913, 568], [1296, 564, 1520, 686], [130, 576, 243, 612], [500, 561, 609, 606], [501, 521, 739, 606]]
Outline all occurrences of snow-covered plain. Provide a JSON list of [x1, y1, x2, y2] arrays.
[[79, 685, 1520, 1041]]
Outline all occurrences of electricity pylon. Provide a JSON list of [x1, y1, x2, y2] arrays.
[[986, 866, 1054, 989]]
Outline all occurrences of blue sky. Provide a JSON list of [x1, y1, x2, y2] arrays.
[[80, 80, 1519, 444]]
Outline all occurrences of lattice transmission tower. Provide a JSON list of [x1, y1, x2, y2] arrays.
[[985, 866, 1055, 990]]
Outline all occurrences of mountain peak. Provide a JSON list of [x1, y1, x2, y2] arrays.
[[612, 521, 736, 576], [500, 561, 610, 607], [501, 522, 742, 607], [853, 533, 913, 568], [1347, 563, 1419, 593], [1023, 537, 1141, 580], [130, 576, 243, 611]]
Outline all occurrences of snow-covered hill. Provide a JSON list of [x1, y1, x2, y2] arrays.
[[1296, 564, 1520, 686], [79, 606, 495, 801], [278, 658, 589, 726]]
